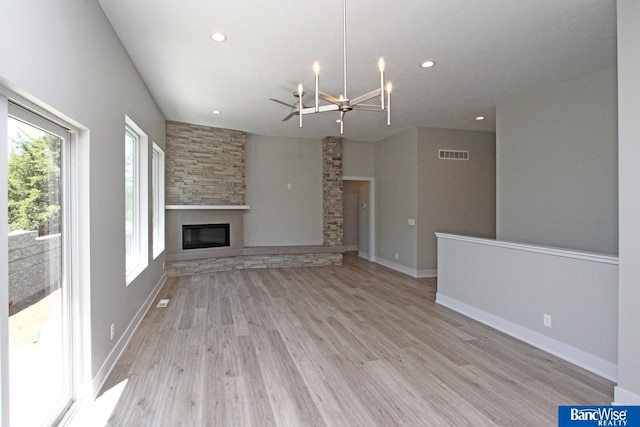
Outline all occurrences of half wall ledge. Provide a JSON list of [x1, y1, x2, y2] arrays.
[[435, 232, 618, 381]]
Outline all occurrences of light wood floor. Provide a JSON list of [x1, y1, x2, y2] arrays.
[[104, 252, 614, 426]]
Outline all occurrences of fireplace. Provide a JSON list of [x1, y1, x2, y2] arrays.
[[182, 223, 230, 250]]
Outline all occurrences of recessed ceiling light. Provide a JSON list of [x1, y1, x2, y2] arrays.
[[211, 32, 227, 42], [420, 60, 436, 68], [475, 116, 486, 121], [212, 110, 221, 115]]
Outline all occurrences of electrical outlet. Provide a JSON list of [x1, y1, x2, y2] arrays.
[[408, 219, 415, 226], [394, 252, 399, 260], [110, 323, 115, 340], [543, 314, 552, 328]]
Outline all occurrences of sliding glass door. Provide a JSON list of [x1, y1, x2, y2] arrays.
[[6, 104, 73, 426]]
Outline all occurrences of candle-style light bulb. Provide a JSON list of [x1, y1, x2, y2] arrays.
[[298, 83, 304, 127], [386, 82, 392, 126], [379, 57, 385, 110], [313, 61, 320, 112]]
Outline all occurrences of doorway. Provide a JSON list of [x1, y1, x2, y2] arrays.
[[343, 177, 375, 260], [4, 102, 74, 426]]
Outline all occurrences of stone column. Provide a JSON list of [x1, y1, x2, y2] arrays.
[[322, 136, 343, 247]]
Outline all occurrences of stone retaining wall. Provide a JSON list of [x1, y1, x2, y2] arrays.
[[8, 230, 61, 310]]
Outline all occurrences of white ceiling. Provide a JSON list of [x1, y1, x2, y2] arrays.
[[98, 0, 616, 142]]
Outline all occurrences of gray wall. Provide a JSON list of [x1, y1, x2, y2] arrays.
[[374, 129, 418, 269], [372, 127, 496, 274], [417, 128, 496, 272], [0, 0, 166, 382], [244, 134, 323, 246], [343, 139, 374, 177], [496, 67, 618, 254], [616, 0, 640, 405]]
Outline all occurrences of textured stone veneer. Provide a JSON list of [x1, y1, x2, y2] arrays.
[[166, 121, 245, 205], [167, 253, 342, 277], [165, 123, 344, 273], [322, 136, 343, 247]]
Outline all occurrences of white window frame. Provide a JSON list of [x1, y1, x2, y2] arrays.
[[152, 142, 165, 259], [124, 116, 148, 285], [1, 89, 90, 426]]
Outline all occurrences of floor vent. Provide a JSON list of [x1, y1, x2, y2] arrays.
[[439, 149, 469, 160], [157, 299, 170, 308]]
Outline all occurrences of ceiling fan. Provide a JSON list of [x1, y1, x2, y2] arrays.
[[270, 0, 392, 134], [269, 92, 303, 122]]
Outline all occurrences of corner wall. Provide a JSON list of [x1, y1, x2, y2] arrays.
[[374, 129, 418, 271], [615, 0, 640, 405], [417, 128, 496, 273]]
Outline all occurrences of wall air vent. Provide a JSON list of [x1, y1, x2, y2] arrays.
[[439, 149, 469, 160]]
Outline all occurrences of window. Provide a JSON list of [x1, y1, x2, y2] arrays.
[[124, 116, 148, 284], [152, 142, 165, 258]]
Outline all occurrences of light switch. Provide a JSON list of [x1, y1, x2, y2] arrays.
[[287, 183, 291, 190], [408, 219, 415, 226]]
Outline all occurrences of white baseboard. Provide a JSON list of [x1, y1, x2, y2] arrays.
[[372, 256, 437, 278], [613, 386, 640, 405], [344, 245, 359, 251], [92, 272, 167, 396], [417, 269, 437, 278], [358, 251, 370, 261], [435, 293, 618, 382], [373, 257, 418, 277]]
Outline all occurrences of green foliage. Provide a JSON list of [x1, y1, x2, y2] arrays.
[[8, 129, 61, 236]]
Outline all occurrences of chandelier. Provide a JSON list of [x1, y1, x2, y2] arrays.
[[271, 0, 392, 134]]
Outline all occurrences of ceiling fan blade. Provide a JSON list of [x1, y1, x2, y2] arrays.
[[282, 112, 297, 121], [350, 88, 382, 106], [318, 91, 341, 104], [270, 98, 295, 108]]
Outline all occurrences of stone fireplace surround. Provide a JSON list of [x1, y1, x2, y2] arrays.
[[164, 122, 344, 277]]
